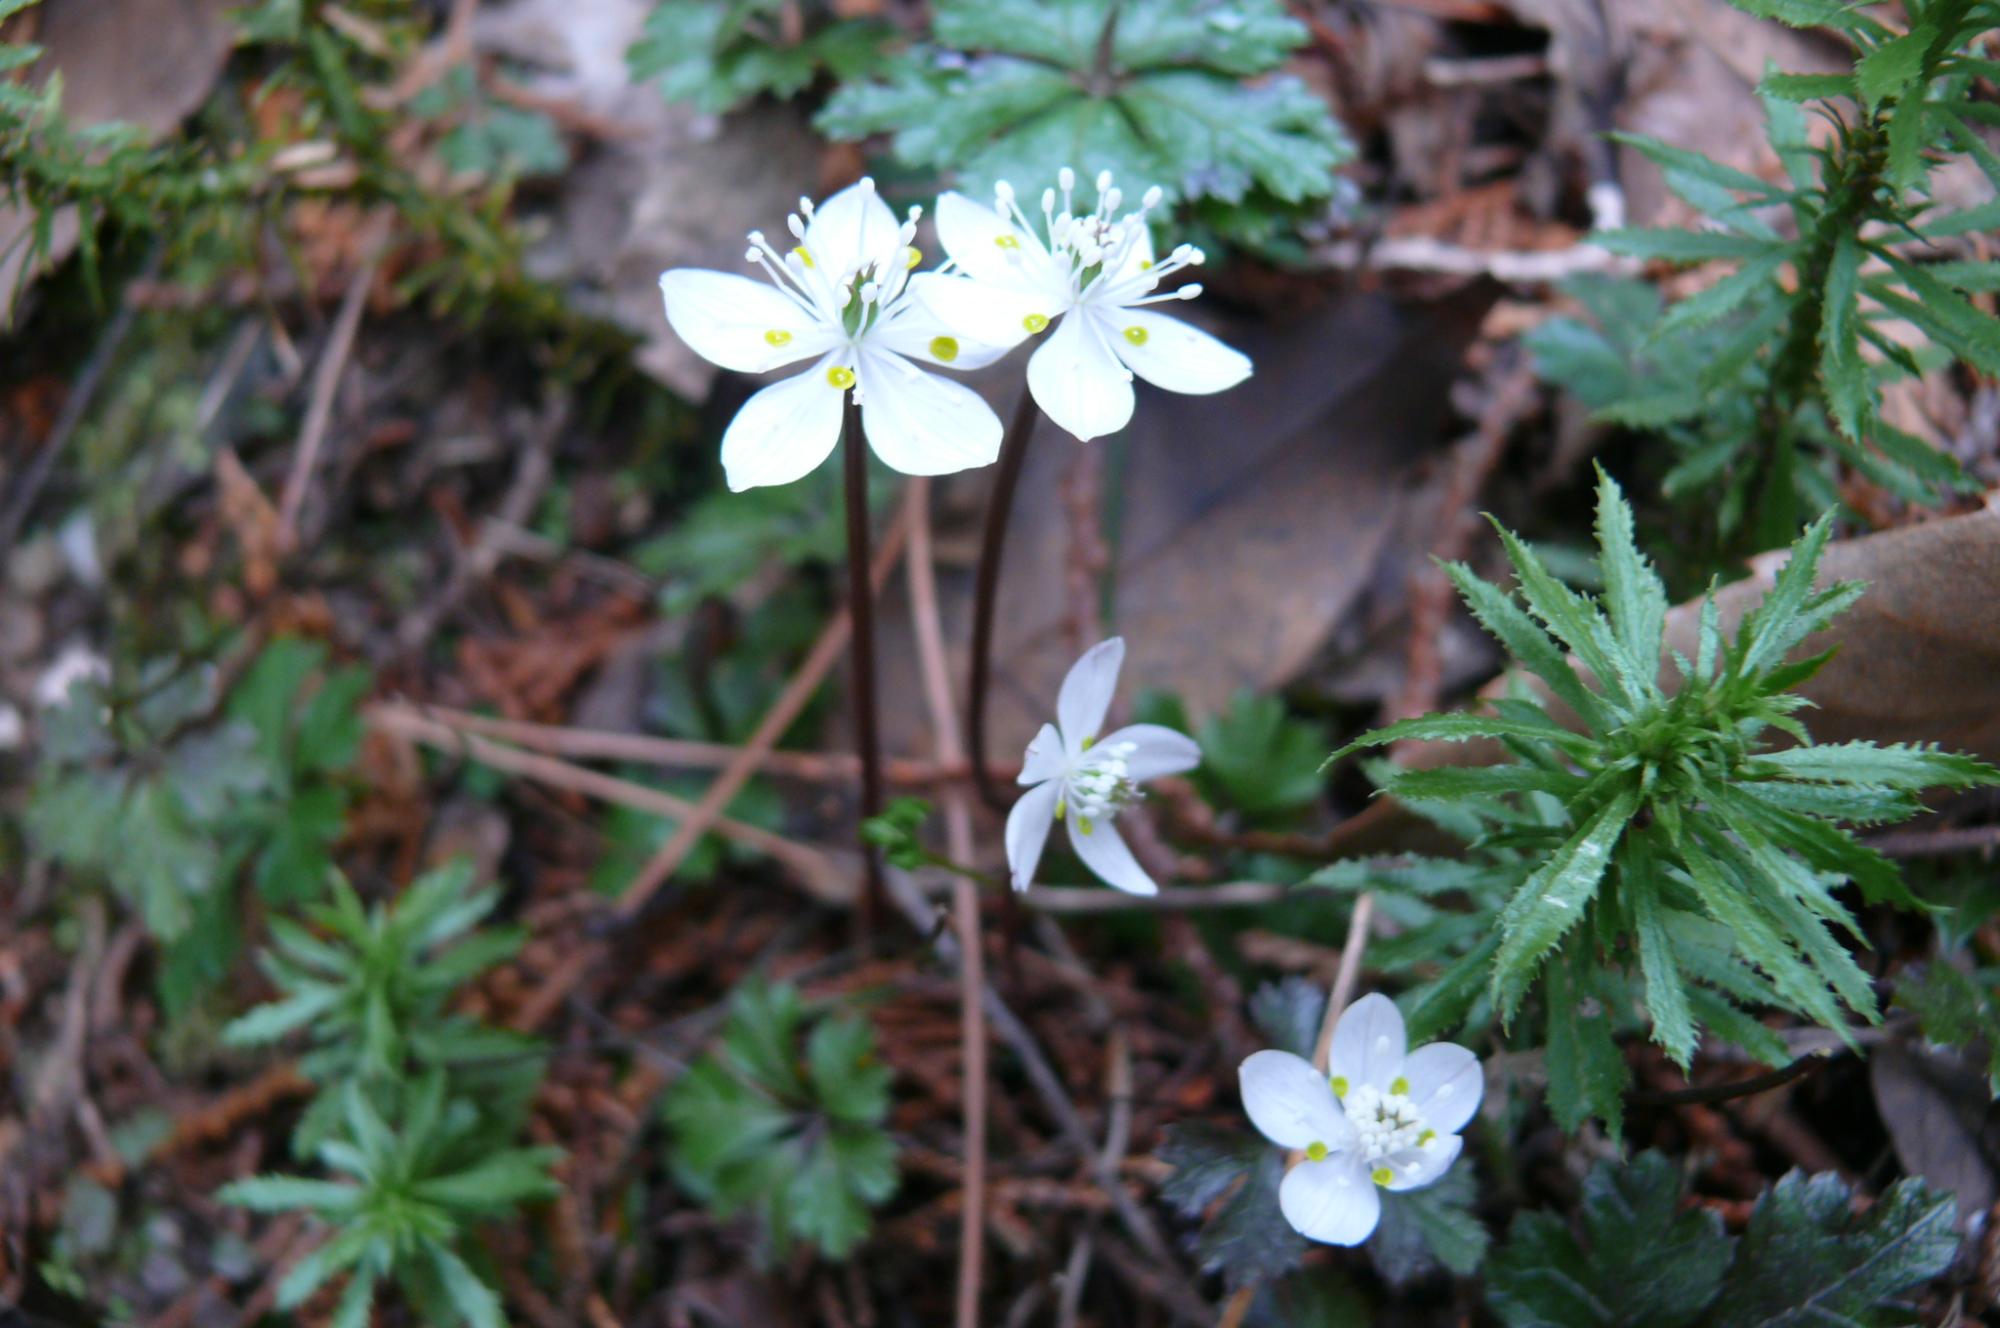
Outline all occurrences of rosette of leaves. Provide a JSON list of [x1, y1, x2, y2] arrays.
[[1326, 472, 1997, 1130], [1532, 0, 2000, 558], [1487, 1150, 1959, 1328], [628, 0, 895, 116], [817, 0, 1353, 251], [221, 1074, 561, 1328], [27, 638, 371, 1011], [662, 978, 898, 1259], [224, 859, 538, 1152]]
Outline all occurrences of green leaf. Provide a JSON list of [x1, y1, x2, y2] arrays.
[[1247, 978, 1326, 1060], [1370, 1167, 1489, 1285], [1489, 1151, 1732, 1328], [429, 1245, 504, 1328], [1759, 71, 1859, 100], [806, 1014, 892, 1123], [1820, 230, 1869, 440], [1632, 886, 1697, 1069], [1751, 741, 1998, 790], [1894, 961, 2000, 1095], [1711, 1172, 1958, 1328], [220, 1175, 364, 1214], [1728, 0, 1881, 31], [1594, 228, 1780, 263], [1199, 690, 1327, 819], [1592, 468, 1668, 691], [1328, 709, 1590, 767], [1855, 23, 1938, 108], [1493, 787, 1639, 1014], [1543, 951, 1630, 1136]]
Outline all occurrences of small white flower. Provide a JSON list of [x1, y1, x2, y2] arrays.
[[920, 168, 1253, 441], [1238, 993, 1483, 1246], [1005, 637, 1200, 895], [659, 179, 1010, 492]]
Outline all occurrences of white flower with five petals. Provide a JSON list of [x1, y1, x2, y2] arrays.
[[1005, 637, 1200, 895], [659, 179, 1010, 492], [920, 169, 1253, 441], [1239, 994, 1483, 1246]]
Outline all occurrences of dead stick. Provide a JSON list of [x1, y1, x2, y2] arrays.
[[277, 210, 391, 549], [368, 706, 848, 903], [905, 476, 990, 1328], [615, 488, 915, 919]]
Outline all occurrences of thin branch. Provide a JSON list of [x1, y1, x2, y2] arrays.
[[1629, 1049, 1836, 1108], [968, 390, 1041, 811], [367, 705, 849, 903], [905, 476, 989, 1328], [614, 487, 915, 919], [843, 398, 888, 928], [277, 209, 392, 550], [1021, 882, 1288, 912]]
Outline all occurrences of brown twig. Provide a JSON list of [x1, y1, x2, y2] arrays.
[[615, 486, 915, 919], [277, 210, 392, 550], [1628, 1049, 1835, 1108], [904, 476, 990, 1328], [1020, 881, 1288, 912], [367, 704, 849, 903]]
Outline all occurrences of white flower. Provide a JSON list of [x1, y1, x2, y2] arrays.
[[1238, 993, 1483, 1246], [1005, 637, 1200, 895], [919, 168, 1253, 442], [658, 179, 1010, 492]]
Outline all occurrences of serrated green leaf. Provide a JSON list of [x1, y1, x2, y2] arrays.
[[1855, 24, 1938, 108], [1494, 787, 1639, 1013], [1488, 1151, 1732, 1328], [1543, 952, 1629, 1136], [1711, 1172, 1957, 1328], [1632, 886, 1698, 1068], [1594, 228, 1781, 262], [1894, 961, 2000, 1095], [1820, 230, 1869, 440]]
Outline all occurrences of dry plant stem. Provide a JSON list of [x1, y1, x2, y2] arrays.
[[1021, 881, 1287, 912], [277, 209, 392, 550], [843, 399, 889, 931], [614, 486, 915, 919], [1219, 891, 1377, 1328], [374, 701, 991, 785], [368, 705, 848, 902], [969, 389, 1042, 811], [904, 476, 990, 1328]]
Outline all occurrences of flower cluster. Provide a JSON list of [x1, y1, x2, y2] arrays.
[[658, 168, 1252, 489], [1240, 994, 1482, 1245]]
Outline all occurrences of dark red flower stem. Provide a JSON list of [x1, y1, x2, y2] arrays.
[[967, 389, 1041, 813], [843, 397, 886, 929]]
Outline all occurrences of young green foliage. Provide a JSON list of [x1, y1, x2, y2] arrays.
[[222, 1074, 560, 1328], [817, 0, 1353, 252], [628, 0, 893, 116], [1488, 1151, 1958, 1328], [1894, 958, 2000, 1096], [662, 978, 899, 1259], [27, 638, 373, 1012], [1531, 0, 2000, 557], [1326, 473, 1997, 1114], [223, 858, 537, 1152]]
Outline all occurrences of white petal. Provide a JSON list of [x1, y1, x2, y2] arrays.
[[804, 179, 903, 276], [1057, 637, 1124, 748], [1381, 1133, 1463, 1192], [1280, 1155, 1381, 1246], [659, 270, 831, 374], [1067, 816, 1156, 895], [1329, 993, 1407, 1095], [718, 361, 846, 491], [910, 273, 1049, 352], [1401, 1043, 1484, 1135], [1020, 723, 1067, 786], [934, 190, 1044, 286], [1027, 313, 1135, 442], [874, 286, 1016, 368], [853, 349, 1002, 477], [1108, 222, 1155, 285], [1239, 1050, 1350, 1150], [1094, 723, 1200, 782], [1104, 307, 1252, 396], [1005, 779, 1061, 892]]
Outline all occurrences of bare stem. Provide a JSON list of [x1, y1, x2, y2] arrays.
[[844, 398, 887, 930], [968, 389, 1042, 812]]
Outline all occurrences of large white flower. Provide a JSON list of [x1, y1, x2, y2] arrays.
[[659, 179, 1010, 492], [1005, 637, 1200, 895], [920, 168, 1253, 442], [1239, 993, 1482, 1246]]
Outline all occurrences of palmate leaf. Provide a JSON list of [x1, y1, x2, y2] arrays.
[[1488, 1152, 1732, 1328], [818, 0, 1350, 248]]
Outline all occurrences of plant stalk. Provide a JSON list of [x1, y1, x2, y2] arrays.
[[844, 398, 887, 929], [968, 389, 1042, 812]]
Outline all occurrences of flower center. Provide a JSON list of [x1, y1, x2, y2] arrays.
[[1060, 740, 1139, 834], [1344, 1082, 1432, 1176]]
